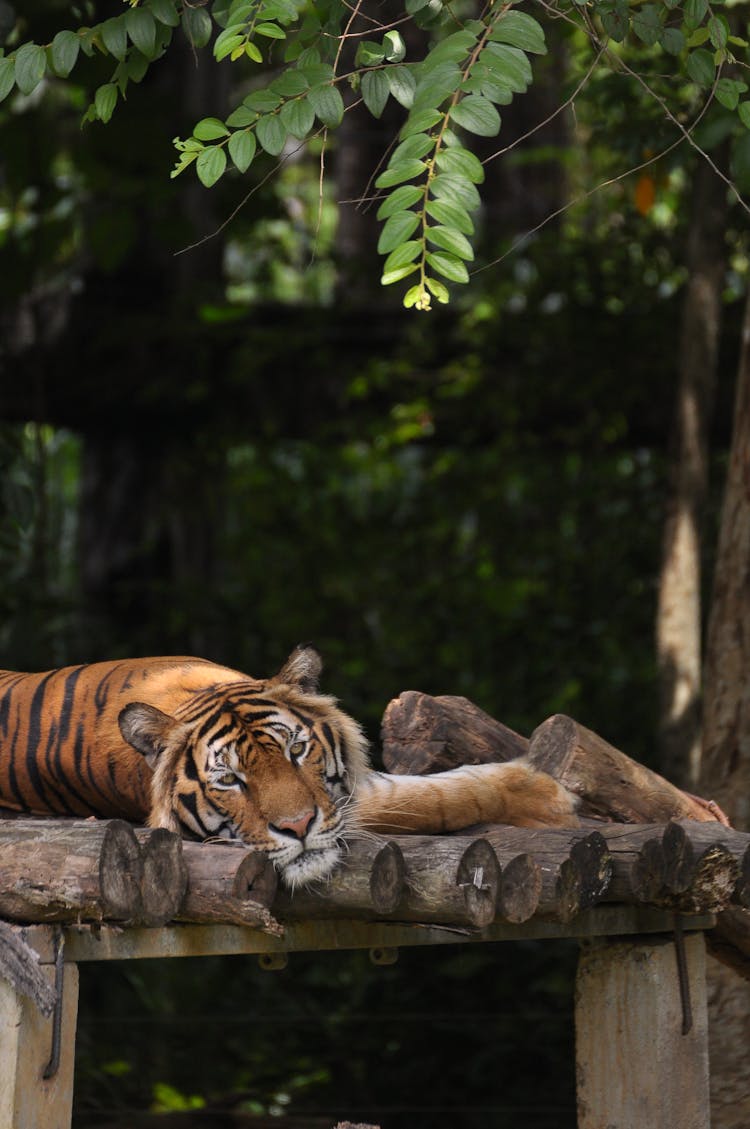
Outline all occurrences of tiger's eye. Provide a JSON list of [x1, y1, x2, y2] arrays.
[[290, 742, 305, 757], [218, 772, 237, 786]]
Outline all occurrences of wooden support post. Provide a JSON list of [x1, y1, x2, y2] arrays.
[[575, 932, 710, 1129], [0, 958, 79, 1129]]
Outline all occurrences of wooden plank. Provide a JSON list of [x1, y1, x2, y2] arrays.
[[0, 962, 79, 1129], [19, 907, 715, 964], [575, 932, 709, 1129]]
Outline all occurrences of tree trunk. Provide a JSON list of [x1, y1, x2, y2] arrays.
[[700, 284, 750, 1129], [656, 149, 729, 788]]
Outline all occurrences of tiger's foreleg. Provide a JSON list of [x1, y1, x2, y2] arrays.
[[352, 760, 580, 835]]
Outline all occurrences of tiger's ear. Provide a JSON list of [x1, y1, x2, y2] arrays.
[[119, 702, 179, 769], [271, 644, 322, 692]]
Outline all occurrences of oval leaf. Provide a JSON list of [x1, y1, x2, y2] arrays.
[[490, 11, 546, 54], [94, 83, 118, 123], [280, 97, 315, 138], [375, 159, 428, 188], [0, 56, 15, 101], [426, 250, 469, 283], [687, 47, 715, 86], [383, 241, 422, 273], [126, 7, 157, 57], [430, 173, 481, 210], [435, 146, 484, 183], [196, 145, 227, 187], [426, 225, 474, 260], [377, 184, 424, 219], [181, 7, 212, 48], [101, 17, 128, 60], [149, 0, 181, 27], [377, 210, 421, 253], [387, 67, 417, 108], [228, 130, 257, 172], [308, 84, 344, 126], [391, 133, 434, 163], [450, 95, 501, 137], [194, 117, 231, 140], [50, 30, 80, 77], [362, 70, 390, 119], [256, 113, 287, 154], [14, 43, 46, 96], [425, 197, 474, 234]]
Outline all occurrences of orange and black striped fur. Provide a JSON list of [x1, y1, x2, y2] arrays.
[[0, 646, 579, 886]]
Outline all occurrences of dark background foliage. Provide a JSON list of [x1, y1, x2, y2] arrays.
[[0, 1, 744, 1124]]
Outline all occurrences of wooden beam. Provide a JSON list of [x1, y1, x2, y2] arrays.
[[575, 932, 709, 1129], [0, 961, 78, 1129]]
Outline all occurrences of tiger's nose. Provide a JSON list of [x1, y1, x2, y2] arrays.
[[270, 809, 316, 840]]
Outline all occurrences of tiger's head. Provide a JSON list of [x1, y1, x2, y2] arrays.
[[117, 646, 369, 887]]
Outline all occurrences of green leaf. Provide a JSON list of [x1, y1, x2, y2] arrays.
[[600, 0, 630, 42], [381, 262, 419, 286], [383, 30, 406, 62], [739, 102, 750, 130], [425, 276, 450, 303], [244, 89, 282, 112], [481, 44, 532, 93], [425, 197, 474, 234], [716, 78, 746, 111], [425, 30, 477, 65], [686, 47, 715, 86], [383, 241, 422, 272], [377, 184, 424, 219], [124, 49, 149, 82], [426, 225, 474, 260], [50, 31, 80, 78], [391, 133, 434, 163], [490, 11, 546, 55], [660, 27, 685, 55], [101, 17, 128, 60], [426, 250, 469, 283], [226, 104, 257, 127], [94, 83, 118, 123], [270, 70, 309, 97], [228, 129, 256, 171], [245, 41, 263, 62], [307, 84, 344, 126], [403, 284, 424, 308], [194, 117, 231, 140], [375, 159, 428, 188], [355, 41, 386, 67], [196, 145, 227, 187], [684, 0, 708, 30], [686, 27, 710, 47], [0, 56, 14, 101], [435, 146, 484, 183], [708, 14, 728, 50], [430, 173, 481, 210], [387, 67, 417, 109], [378, 210, 421, 253], [632, 4, 662, 47], [362, 70, 390, 119], [299, 62, 335, 87], [450, 95, 501, 137], [400, 107, 443, 138], [148, 0, 181, 28], [256, 22, 286, 38], [14, 43, 46, 96], [182, 7, 213, 48], [215, 26, 245, 60], [256, 113, 287, 154], [280, 97, 315, 137], [412, 61, 461, 110], [126, 7, 157, 57]]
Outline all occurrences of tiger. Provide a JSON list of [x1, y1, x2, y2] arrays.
[[0, 644, 581, 887]]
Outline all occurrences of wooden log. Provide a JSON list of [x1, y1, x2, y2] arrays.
[[381, 691, 527, 775], [275, 840, 405, 922], [395, 837, 501, 927], [706, 906, 750, 980], [176, 842, 282, 936], [0, 819, 143, 923], [132, 828, 188, 927], [665, 820, 750, 907], [0, 922, 57, 1017], [528, 714, 724, 824], [470, 825, 613, 922]]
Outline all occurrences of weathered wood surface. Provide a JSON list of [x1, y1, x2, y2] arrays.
[[177, 843, 282, 936], [132, 828, 187, 927], [381, 691, 527, 774], [528, 714, 726, 824], [0, 820, 143, 923], [274, 840, 405, 922], [575, 933, 710, 1129]]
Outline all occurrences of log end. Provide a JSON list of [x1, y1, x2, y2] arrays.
[[369, 841, 405, 915], [456, 839, 500, 928]]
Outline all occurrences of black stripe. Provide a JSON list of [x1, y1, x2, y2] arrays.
[[51, 666, 96, 813], [24, 671, 57, 807]]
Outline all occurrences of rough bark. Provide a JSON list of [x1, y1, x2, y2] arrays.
[[656, 149, 729, 788], [528, 714, 724, 824], [274, 840, 405, 921], [381, 691, 528, 774], [0, 820, 143, 922], [700, 283, 750, 1129]]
